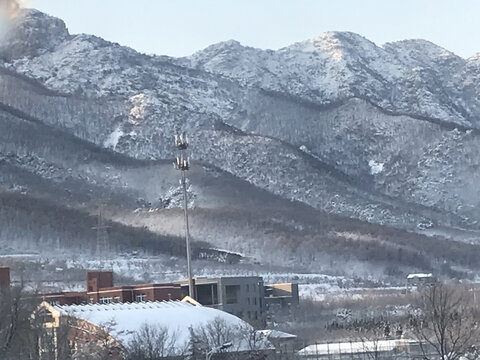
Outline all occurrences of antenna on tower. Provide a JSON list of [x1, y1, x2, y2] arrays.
[[174, 131, 195, 300]]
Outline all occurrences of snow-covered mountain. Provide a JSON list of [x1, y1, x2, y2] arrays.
[[1, 8, 480, 280]]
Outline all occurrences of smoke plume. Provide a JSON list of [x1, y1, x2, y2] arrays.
[[0, 0, 22, 19]]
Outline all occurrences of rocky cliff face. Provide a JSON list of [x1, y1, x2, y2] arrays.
[[1, 9, 480, 278]]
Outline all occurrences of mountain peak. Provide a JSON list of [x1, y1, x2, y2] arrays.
[[191, 39, 248, 57], [0, 8, 69, 60], [283, 31, 380, 60]]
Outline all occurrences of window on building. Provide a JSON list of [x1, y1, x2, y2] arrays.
[[225, 285, 240, 304], [247, 298, 250, 305], [113, 296, 120, 303], [99, 297, 112, 304], [246, 284, 249, 292], [255, 311, 258, 320], [197, 284, 218, 305], [168, 293, 172, 300], [254, 297, 257, 305], [38, 309, 54, 323], [89, 297, 94, 304], [135, 294, 146, 302]]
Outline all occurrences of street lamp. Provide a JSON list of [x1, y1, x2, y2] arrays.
[[174, 133, 195, 300], [206, 342, 233, 360]]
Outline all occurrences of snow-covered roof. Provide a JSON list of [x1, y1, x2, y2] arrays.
[[259, 329, 297, 340], [298, 339, 417, 356], [407, 273, 433, 279], [51, 301, 271, 353]]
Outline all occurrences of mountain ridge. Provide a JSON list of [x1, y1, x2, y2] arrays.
[[1, 8, 480, 281]]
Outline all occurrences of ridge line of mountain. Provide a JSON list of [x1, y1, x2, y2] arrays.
[[257, 88, 477, 133]]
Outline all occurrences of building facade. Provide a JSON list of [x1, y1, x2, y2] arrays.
[[41, 271, 182, 305], [264, 282, 299, 325], [178, 276, 267, 328], [36, 300, 274, 359]]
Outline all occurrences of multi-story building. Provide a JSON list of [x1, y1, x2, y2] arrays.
[[264, 282, 299, 324], [264, 282, 299, 310], [3, 266, 296, 331], [177, 276, 267, 328], [41, 271, 182, 305]]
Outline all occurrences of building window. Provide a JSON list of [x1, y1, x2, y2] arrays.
[[246, 284, 249, 292], [168, 293, 172, 300], [225, 285, 240, 304], [99, 297, 112, 304], [89, 297, 94, 303], [254, 297, 257, 305], [135, 294, 146, 302], [113, 296, 120, 303], [247, 298, 250, 305]]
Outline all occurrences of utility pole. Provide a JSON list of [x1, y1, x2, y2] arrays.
[[174, 133, 195, 300]]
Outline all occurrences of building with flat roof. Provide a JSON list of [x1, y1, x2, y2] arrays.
[[264, 282, 299, 325], [41, 271, 182, 305], [298, 339, 424, 359], [38, 272, 297, 330], [406, 273, 436, 292], [177, 276, 266, 328]]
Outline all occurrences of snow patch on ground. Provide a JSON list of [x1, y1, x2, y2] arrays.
[[368, 160, 384, 175], [104, 125, 124, 149], [128, 93, 149, 124]]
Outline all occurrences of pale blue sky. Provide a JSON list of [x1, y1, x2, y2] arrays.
[[31, 0, 480, 58]]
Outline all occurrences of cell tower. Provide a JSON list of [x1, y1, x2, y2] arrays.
[[174, 132, 195, 300]]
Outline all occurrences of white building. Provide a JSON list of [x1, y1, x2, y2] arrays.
[[298, 339, 421, 359], [37, 299, 273, 359]]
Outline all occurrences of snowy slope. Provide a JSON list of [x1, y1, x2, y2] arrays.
[[1, 8, 480, 281]]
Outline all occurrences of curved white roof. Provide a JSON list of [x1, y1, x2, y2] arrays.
[[52, 301, 271, 353]]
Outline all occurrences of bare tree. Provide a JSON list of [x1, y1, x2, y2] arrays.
[[236, 323, 271, 360], [0, 283, 39, 359], [188, 317, 237, 360], [188, 318, 270, 360], [32, 310, 123, 360], [410, 282, 480, 360], [353, 323, 388, 360], [124, 323, 183, 360]]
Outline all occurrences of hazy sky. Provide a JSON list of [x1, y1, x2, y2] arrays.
[[30, 0, 480, 58]]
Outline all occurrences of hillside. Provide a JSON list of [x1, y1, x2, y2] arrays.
[[0, 8, 480, 282]]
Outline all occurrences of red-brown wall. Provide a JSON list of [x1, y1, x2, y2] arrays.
[[0, 267, 10, 287], [41, 272, 182, 306], [86, 271, 114, 292]]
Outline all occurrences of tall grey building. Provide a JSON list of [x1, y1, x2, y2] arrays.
[[178, 276, 266, 328]]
